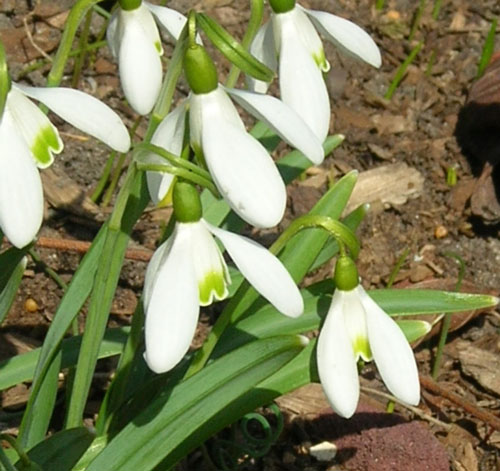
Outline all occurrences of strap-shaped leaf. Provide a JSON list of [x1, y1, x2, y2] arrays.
[[196, 13, 274, 82], [0, 328, 129, 391], [85, 336, 306, 471], [15, 428, 94, 471], [0, 248, 27, 324]]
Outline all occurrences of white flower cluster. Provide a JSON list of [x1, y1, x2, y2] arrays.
[[0, 0, 420, 419]]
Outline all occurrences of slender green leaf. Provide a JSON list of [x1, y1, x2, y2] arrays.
[[0, 255, 26, 324], [65, 171, 149, 428], [86, 336, 306, 471], [0, 328, 129, 391], [18, 230, 106, 448], [15, 428, 94, 471], [396, 319, 431, 343], [196, 13, 273, 82], [214, 283, 498, 357], [477, 18, 497, 78]]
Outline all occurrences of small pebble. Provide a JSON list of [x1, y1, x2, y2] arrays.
[[434, 225, 448, 239], [309, 441, 338, 462], [24, 298, 39, 312]]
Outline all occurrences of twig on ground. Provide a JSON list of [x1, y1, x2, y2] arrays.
[[361, 385, 452, 430]]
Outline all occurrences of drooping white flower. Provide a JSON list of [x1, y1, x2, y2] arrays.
[[143, 218, 304, 373], [317, 281, 420, 419], [146, 84, 324, 227], [107, 1, 187, 115], [0, 83, 131, 248], [248, 1, 381, 141]]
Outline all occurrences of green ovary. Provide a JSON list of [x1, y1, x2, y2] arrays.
[[352, 335, 372, 362], [199, 271, 228, 306], [31, 125, 62, 168]]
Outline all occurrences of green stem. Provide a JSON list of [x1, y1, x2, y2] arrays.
[[0, 39, 10, 117], [185, 214, 359, 377], [431, 0, 442, 20], [135, 162, 219, 197], [28, 249, 68, 291], [408, 0, 426, 42], [71, 8, 93, 88], [102, 152, 128, 207], [225, 0, 264, 88], [135, 142, 213, 181], [47, 0, 105, 87], [385, 41, 423, 100], [432, 252, 465, 379], [0, 435, 30, 470], [90, 151, 117, 202], [149, 24, 188, 137]]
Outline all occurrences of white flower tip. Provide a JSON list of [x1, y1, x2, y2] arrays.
[[143, 351, 177, 374], [297, 335, 310, 347]]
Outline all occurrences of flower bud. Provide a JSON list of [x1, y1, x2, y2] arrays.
[[269, 0, 296, 14], [333, 255, 359, 291], [118, 0, 142, 11], [183, 45, 218, 94], [173, 180, 202, 223]]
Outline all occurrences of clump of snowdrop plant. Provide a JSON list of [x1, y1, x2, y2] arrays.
[[0, 3, 497, 471]]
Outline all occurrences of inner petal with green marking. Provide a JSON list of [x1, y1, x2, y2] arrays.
[[7, 88, 62, 169], [198, 270, 228, 306]]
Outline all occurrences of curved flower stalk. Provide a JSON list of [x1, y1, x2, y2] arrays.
[[107, 1, 188, 115], [0, 83, 131, 248], [143, 182, 303, 374], [317, 256, 420, 418], [147, 44, 324, 228], [248, 0, 381, 142]]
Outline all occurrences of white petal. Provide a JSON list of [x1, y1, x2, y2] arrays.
[[0, 112, 44, 248], [273, 13, 330, 142], [143, 236, 173, 310], [360, 287, 420, 405], [144, 225, 200, 373], [247, 22, 276, 94], [198, 103, 286, 227], [16, 84, 131, 152], [106, 10, 120, 58], [207, 222, 303, 317], [225, 87, 324, 164], [189, 87, 244, 152], [6, 88, 62, 168], [118, 10, 163, 115], [317, 289, 360, 418], [144, 1, 188, 41], [275, 7, 328, 71], [302, 7, 381, 68], [343, 286, 372, 362], [146, 103, 187, 204]]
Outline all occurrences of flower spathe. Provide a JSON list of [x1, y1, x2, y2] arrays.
[[107, 1, 187, 115], [143, 218, 304, 373], [249, 3, 381, 141], [146, 85, 324, 227], [0, 83, 131, 248], [317, 283, 420, 419]]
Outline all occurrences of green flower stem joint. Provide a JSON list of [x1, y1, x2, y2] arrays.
[[333, 254, 359, 291], [118, 0, 141, 11], [183, 43, 218, 95], [269, 0, 296, 13], [173, 180, 202, 223]]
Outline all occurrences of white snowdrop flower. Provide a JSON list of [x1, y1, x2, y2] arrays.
[[248, 0, 381, 141], [317, 256, 420, 418], [0, 83, 130, 248], [107, 0, 187, 115]]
